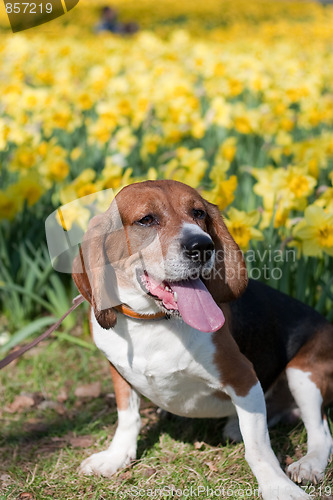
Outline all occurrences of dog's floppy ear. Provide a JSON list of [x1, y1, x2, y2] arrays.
[[203, 200, 248, 303], [72, 213, 118, 329]]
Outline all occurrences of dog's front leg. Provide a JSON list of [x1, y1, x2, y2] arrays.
[[227, 382, 310, 500], [80, 364, 141, 477]]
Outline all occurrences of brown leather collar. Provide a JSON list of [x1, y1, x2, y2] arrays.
[[113, 304, 166, 320]]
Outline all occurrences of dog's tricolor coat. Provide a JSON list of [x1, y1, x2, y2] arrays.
[[73, 180, 333, 500]]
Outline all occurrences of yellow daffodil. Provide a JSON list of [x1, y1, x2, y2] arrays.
[[252, 166, 284, 209], [165, 148, 208, 188], [217, 137, 237, 163], [70, 147, 83, 162], [47, 159, 70, 182], [101, 162, 124, 190], [140, 134, 162, 160], [210, 97, 232, 128], [279, 167, 317, 209], [253, 166, 316, 213], [55, 203, 91, 231], [259, 203, 291, 230], [315, 186, 333, 213], [11, 176, 44, 207], [224, 208, 264, 251], [0, 189, 21, 221], [112, 127, 137, 156], [292, 205, 333, 257], [0, 119, 10, 151], [203, 176, 237, 211], [10, 145, 37, 172], [89, 119, 114, 146]]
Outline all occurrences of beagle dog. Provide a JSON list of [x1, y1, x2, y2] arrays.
[[72, 180, 333, 500]]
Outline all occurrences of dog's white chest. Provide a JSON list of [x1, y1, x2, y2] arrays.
[[91, 312, 235, 418]]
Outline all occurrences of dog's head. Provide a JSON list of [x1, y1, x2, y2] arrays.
[[72, 180, 248, 333]]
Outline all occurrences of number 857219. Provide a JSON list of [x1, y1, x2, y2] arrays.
[[5, 3, 53, 14]]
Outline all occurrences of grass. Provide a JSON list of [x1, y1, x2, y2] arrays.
[[0, 331, 332, 500]]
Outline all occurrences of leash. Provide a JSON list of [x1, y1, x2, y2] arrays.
[[0, 295, 167, 370], [0, 295, 85, 370]]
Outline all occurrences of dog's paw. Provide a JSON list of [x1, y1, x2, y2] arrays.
[[287, 453, 325, 485], [260, 480, 310, 500], [223, 416, 242, 443], [80, 448, 135, 477]]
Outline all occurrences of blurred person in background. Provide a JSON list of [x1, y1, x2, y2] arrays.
[[95, 6, 139, 34]]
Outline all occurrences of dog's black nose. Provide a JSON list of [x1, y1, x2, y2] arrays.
[[183, 234, 214, 263]]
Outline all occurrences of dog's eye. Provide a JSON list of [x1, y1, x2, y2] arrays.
[[192, 209, 206, 220], [136, 214, 157, 226]]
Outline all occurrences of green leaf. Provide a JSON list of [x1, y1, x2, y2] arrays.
[[0, 282, 53, 312], [55, 332, 96, 351], [0, 316, 56, 354]]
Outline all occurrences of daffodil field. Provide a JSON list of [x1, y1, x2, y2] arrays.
[[1, 0, 333, 341]]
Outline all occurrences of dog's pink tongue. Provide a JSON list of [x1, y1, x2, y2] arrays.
[[170, 278, 225, 333]]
